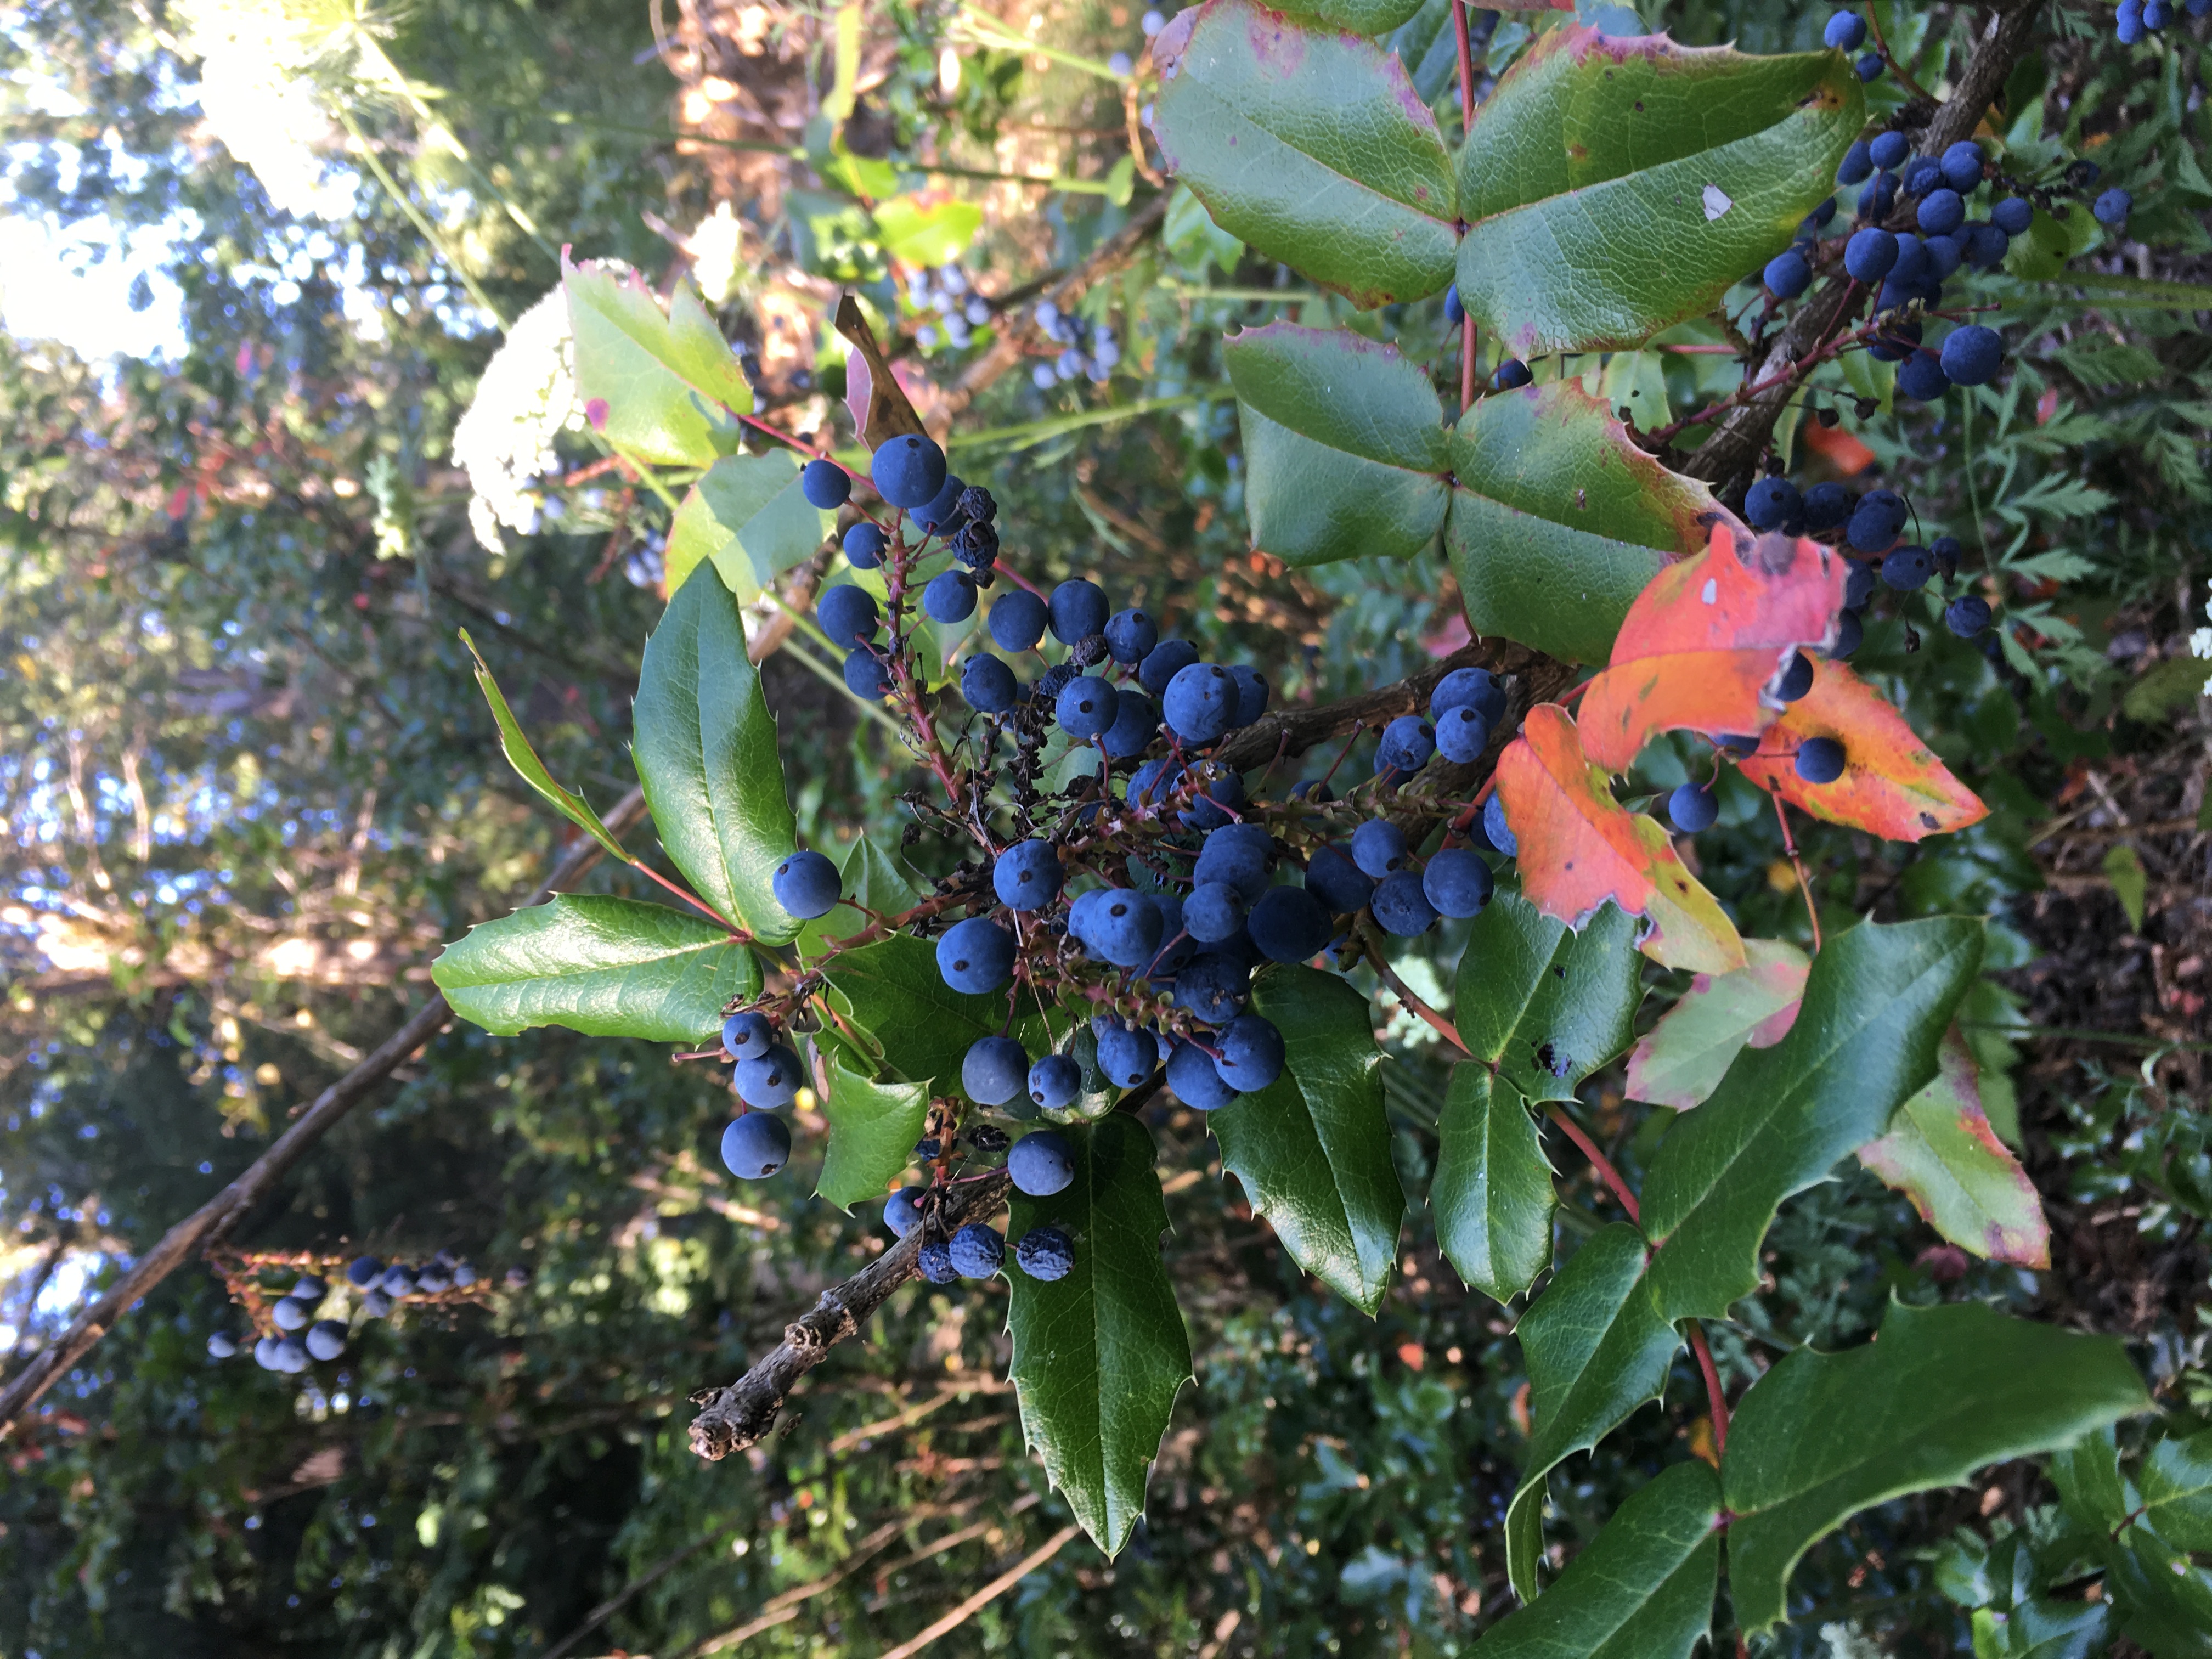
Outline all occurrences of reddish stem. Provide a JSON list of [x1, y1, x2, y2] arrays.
[[1773, 794, 1823, 952], [1367, 940, 1468, 1054], [635, 858, 748, 937], [1688, 1321, 1731, 1457], [1450, 0, 1475, 131], [1543, 1103, 1639, 1225]]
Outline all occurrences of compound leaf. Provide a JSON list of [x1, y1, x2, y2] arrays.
[[1212, 966, 1404, 1313], [1857, 1034, 2049, 1268], [664, 451, 831, 602], [1006, 1115, 1193, 1556], [633, 561, 800, 944], [1151, 0, 1457, 308], [1724, 1300, 2152, 1634], [1624, 938, 1809, 1110], [1455, 27, 1863, 354], [1431, 1065, 1554, 1305], [815, 1061, 929, 1212], [432, 894, 759, 1043], [460, 630, 634, 865], [564, 260, 751, 466], [1454, 888, 1644, 1105]]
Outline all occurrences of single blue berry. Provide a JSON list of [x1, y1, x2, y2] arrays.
[[1764, 249, 1812, 299], [917, 1240, 958, 1283], [1916, 188, 1965, 236], [1939, 324, 2004, 387], [1897, 349, 1951, 403], [1185, 882, 1248, 943], [1830, 610, 1865, 659], [723, 1010, 774, 1060], [962, 1035, 1029, 1105], [1902, 157, 1943, 198], [801, 458, 851, 510], [1137, 638, 1200, 698], [1093, 689, 1156, 759], [1048, 579, 1110, 645], [1962, 223, 2009, 269], [1422, 849, 1493, 919], [1371, 870, 1437, 936], [1945, 595, 1992, 638], [1882, 545, 1936, 590], [1836, 139, 1874, 187], [1127, 757, 1183, 810], [289, 1273, 326, 1302], [272, 1297, 309, 1331], [274, 1337, 311, 1373], [2093, 188, 2132, 227], [923, 569, 977, 623], [1431, 666, 1506, 725], [1745, 476, 1803, 532], [949, 1223, 1006, 1279], [1803, 483, 1854, 531], [736, 1045, 804, 1108], [1991, 197, 2033, 236], [912, 472, 968, 534], [1167, 1040, 1238, 1110], [1867, 318, 1922, 363], [380, 1265, 418, 1297], [346, 1255, 384, 1288], [937, 917, 1015, 993], [305, 1321, 348, 1362], [1929, 536, 1963, 578], [2146, 0, 2172, 24], [721, 1113, 793, 1180], [1181, 770, 1247, 835], [843, 648, 893, 701], [962, 653, 1018, 714], [1173, 952, 1249, 1024], [1056, 674, 1121, 742], [1824, 10, 1868, 49], [1718, 732, 1764, 758], [1305, 845, 1374, 916], [1090, 890, 1164, 969], [1163, 662, 1237, 744], [772, 849, 841, 919], [1846, 489, 1909, 554], [2118, 0, 2146, 38], [1940, 140, 1985, 194], [1857, 171, 1898, 223], [1229, 665, 1270, 728], [1377, 715, 1436, 774], [1777, 650, 1815, 702], [1026, 1056, 1082, 1111], [1104, 607, 1158, 665], [1095, 1022, 1155, 1088], [1444, 283, 1465, 325], [1248, 885, 1331, 963], [361, 1289, 393, 1318], [1855, 52, 1884, 81], [1435, 705, 1490, 764], [885, 1187, 928, 1237], [1215, 1015, 1285, 1093], [989, 589, 1048, 652], [1481, 794, 1517, 859], [1668, 782, 1719, 833], [1795, 736, 1847, 784], [207, 1332, 238, 1359], [843, 521, 887, 569], [871, 433, 947, 510], [1015, 1227, 1075, 1281], [1844, 228, 1899, 282], [994, 840, 1063, 912], [1351, 819, 1408, 879], [1195, 823, 1272, 901], [818, 584, 879, 649], [1492, 359, 1532, 391]]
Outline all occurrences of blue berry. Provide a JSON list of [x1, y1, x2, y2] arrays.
[[2118, 0, 2146, 39], [1803, 483, 1854, 532], [362, 1289, 393, 1318], [1097, 690, 1158, 759], [1377, 715, 1436, 774], [305, 1321, 348, 1362], [1090, 890, 1164, 968], [923, 569, 977, 623], [346, 1255, 384, 1287], [1846, 489, 1909, 554], [772, 849, 841, 919], [1351, 819, 1408, 879], [1855, 52, 1884, 81], [1104, 607, 1159, 664], [1167, 1040, 1238, 1110], [1164, 662, 1237, 744], [1939, 324, 2004, 386], [1173, 952, 1249, 1024], [1824, 10, 1867, 49], [1431, 667, 1506, 725], [1304, 845, 1374, 916], [1795, 736, 1847, 784], [1055, 675, 1121, 741], [1215, 1015, 1285, 1092], [962, 653, 1018, 714], [937, 917, 1015, 993], [1940, 141, 1985, 194], [843, 521, 887, 569], [1844, 228, 1898, 282], [885, 1187, 928, 1237], [1668, 782, 1719, 833], [274, 1337, 310, 1373], [994, 840, 1063, 913], [2146, 0, 2172, 24], [1137, 638, 1200, 697], [1185, 882, 1248, 942], [1444, 283, 1465, 325], [1916, 188, 1965, 236], [1836, 139, 1874, 187], [1007, 1131, 1077, 1202], [723, 1011, 774, 1060], [1481, 794, 1517, 859], [1961, 225, 2008, 269], [207, 1332, 238, 1359], [917, 1240, 958, 1283], [380, 1265, 417, 1297], [871, 433, 947, 509], [801, 458, 851, 510], [1248, 885, 1331, 962], [737, 1045, 804, 1108], [989, 589, 1048, 652], [1015, 1227, 1075, 1281], [1095, 1021, 1156, 1088], [1718, 732, 1764, 758], [1049, 579, 1110, 645], [1027, 1056, 1081, 1111], [1196, 823, 1272, 900], [1867, 319, 1921, 363], [1423, 849, 1494, 919], [1992, 198, 2033, 236], [1143, 893, 1197, 978], [1945, 595, 1992, 638], [1435, 705, 1490, 764], [950, 1223, 1006, 1278], [2093, 188, 2133, 227], [1177, 769, 1245, 835], [1778, 650, 1815, 702], [844, 648, 893, 701], [1867, 133, 1908, 174], [1127, 757, 1183, 810], [1857, 171, 1898, 223], [1882, 545, 1935, 590], [1902, 157, 1943, 198], [1372, 870, 1437, 936], [1764, 249, 1812, 299], [1745, 476, 1802, 532], [1897, 349, 1951, 403], [962, 1035, 1030, 1105], [272, 1296, 309, 1331], [1930, 537, 1963, 578], [818, 584, 880, 648], [912, 472, 968, 534], [1229, 665, 1270, 727], [1492, 359, 1533, 391], [722, 1112, 793, 1179], [1830, 610, 1865, 659]]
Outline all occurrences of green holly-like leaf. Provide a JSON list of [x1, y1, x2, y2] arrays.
[[1725, 1300, 2152, 1634], [563, 261, 751, 466], [1267, 0, 1425, 37], [795, 836, 921, 963], [1210, 966, 1404, 1313], [1455, 27, 1863, 355], [1624, 938, 1810, 1110], [1150, 0, 1457, 309], [1431, 1066, 1554, 1306], [459, 629, 634, 866], [821, 934, 1047, 1093], [2140, 1426, 2212, 1553], [1005, 1115, 1193, 1556], [664, 452, 831, 602], [2052, 1429, 2212, 1659], [632, 561, 799, 944], [814, 1061, 929, 1213], [1856, 1034, 2049, 1267], [1223, 324, 1719, 662], [1456, 890, 1644, 1104], [1472, 1460, 1720, 1659], [431, 894, 759, 1042]]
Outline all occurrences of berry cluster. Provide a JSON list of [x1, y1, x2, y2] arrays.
[[2117, 0, 2212, 45], [905, 263, 992, 355], [208, 1251, 484, 1375], [1820, 8, 1887, 82], [1027, 300, 1120, 391], [1742, 473, 1991, 652]]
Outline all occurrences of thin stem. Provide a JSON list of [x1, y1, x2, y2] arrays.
[[1772, 795, 1822, 952], [633, 857, 748, 936], [1452, 0, 1476, 413], [1366, 937, 1469, 1054], [1543, 1104, 1639, 1225], [1862, 7, 1936, 105], [1688, 1321, 1730, 1458]]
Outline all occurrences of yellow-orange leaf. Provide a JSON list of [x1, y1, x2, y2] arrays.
[[1495, 704, 1747, 974], [1577, 524, 1847, 771], [1737, 658, 1988, 842]]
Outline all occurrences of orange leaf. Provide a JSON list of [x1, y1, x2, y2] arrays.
[[1736, 659, 1988, 842], [1495, 704, 1747, 974], [1577, 523, 1848, 771]]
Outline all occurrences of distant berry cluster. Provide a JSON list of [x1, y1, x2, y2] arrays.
[[207, 1251, 484, 1375]]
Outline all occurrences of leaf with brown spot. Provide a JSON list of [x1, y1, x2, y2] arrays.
[[1857, 1033, 2049, 1268]]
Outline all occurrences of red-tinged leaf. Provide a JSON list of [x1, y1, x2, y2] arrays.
[[1858, 1034, 2050, 1268], [1576, 524, 1848, 771], [1736, 659, 1989, 842], [1495, 704, 1746, 974], [1624, 938, 1809, 1109]]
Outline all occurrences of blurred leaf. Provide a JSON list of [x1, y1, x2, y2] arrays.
[[459, 629, 634, 865], [564, 261, 751, 466], [2103, 844, 2148, 932], [1268, 0, 1426, 33], [872, 195, 984, 266], [1857, 1034, 2049, 1268], [2120, 653, 2211, 723]]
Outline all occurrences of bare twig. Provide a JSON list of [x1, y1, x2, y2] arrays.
[[0, 790, 651, 1441], [876, 1525, 1084, 1659]]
